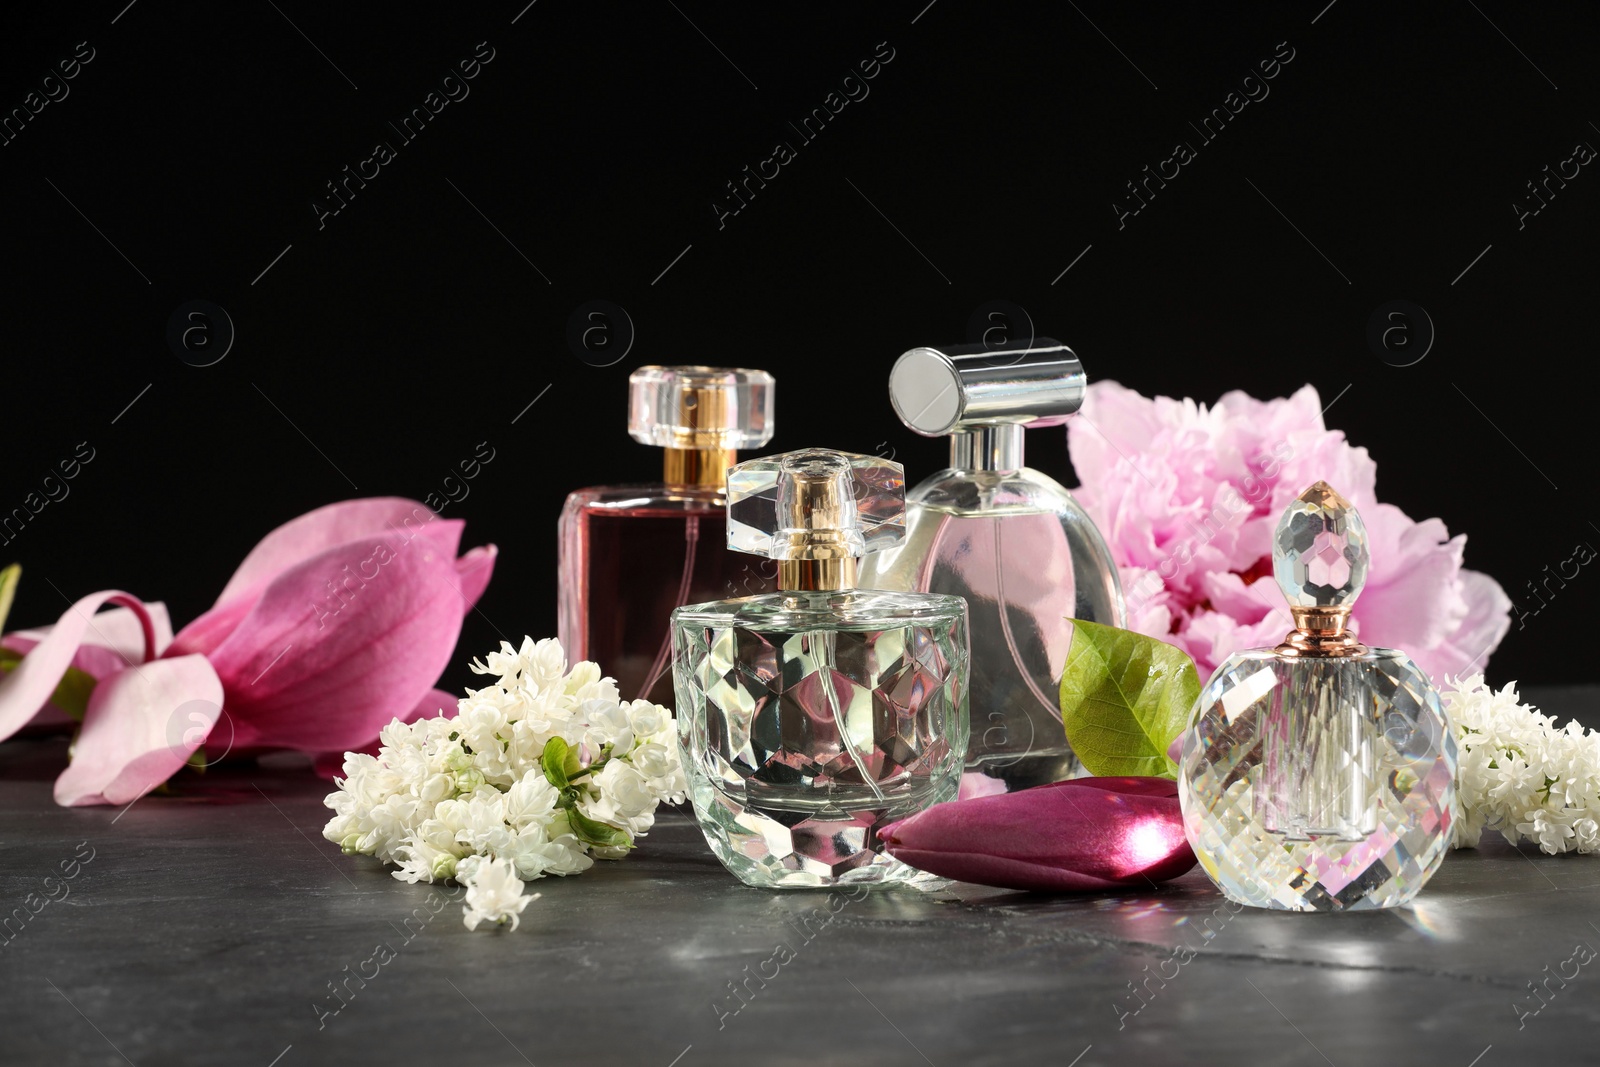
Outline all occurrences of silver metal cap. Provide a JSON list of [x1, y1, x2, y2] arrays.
[[887, 339, 1087, 438]]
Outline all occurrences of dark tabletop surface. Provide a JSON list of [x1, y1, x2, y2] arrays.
[[3, 686, 1598, 1067]]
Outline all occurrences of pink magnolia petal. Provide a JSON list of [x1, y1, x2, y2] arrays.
[[208, 523, 471, 752], [310, 686, 457, 779], [53, 654, 223, 807], [454, 544, 497, 615], [163, 595, 255, 660], [0, 591, 159, 743], [172, 516, 468, 657], [215, 497, 442, 608], [4, 602, 174, 662], [881, 776, 1195, 892], [958, 772, 1008, 800], [4, 603, 176, 729]]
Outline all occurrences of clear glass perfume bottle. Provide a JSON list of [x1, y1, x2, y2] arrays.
[[1178, 482, 1457, 912], [559, 366, 775, 707], [671, 449, 970, 890], [856, 340, 1123, 791]]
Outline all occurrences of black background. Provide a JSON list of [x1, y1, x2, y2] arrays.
[[1, 1, 1592, 692]]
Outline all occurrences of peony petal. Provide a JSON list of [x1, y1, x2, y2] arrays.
[[881, 776, 1196, 892], [214, 497, 442, 609], [1356, 505, 1466, 654], [53, 654, 223, 807], [309, 686, 457, 779], [0, 591, 159, 743], [1412, 568, 1513, 681], [206, 522, 472, 752]]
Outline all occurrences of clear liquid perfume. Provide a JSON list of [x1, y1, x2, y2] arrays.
[[671, 449, 970, 890], [1178, 482, 1457, 912], [559, 366, 775, 707], [856, 340, 1123, 791]]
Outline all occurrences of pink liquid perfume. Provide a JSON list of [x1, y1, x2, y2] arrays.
[[558, 366, 775, 706]]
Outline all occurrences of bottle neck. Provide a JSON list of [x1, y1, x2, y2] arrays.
[[1277, 607, 1366, 657], [663, 447, 736, 488], [950, 424, 1025, 472], [778, 558, 858, 592]]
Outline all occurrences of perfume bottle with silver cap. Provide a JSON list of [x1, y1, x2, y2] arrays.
[[1178, 482, 1456, 911], [559, 366, 775, 707], [671, 448, 969, 890], [857, 339, 1123, 791]]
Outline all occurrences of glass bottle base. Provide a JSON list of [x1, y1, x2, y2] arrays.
[[689, 778, 953, 891]]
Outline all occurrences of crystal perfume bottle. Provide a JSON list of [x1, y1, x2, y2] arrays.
[[1178, 482, 1457, 912], [671, 449, 970, 890], [856, 340, 1123, 791], [559, 366, 775, 707]]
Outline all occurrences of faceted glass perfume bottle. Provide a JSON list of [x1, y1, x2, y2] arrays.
[[671, 449, 970, 890], [856, 340, 1123, 791], [1178, 482, 1457, 912], [559, 366, 775, 707]]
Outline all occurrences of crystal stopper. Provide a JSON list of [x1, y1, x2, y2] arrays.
[[726, 449, 905, 560], [627, 366, 775, 450], [1273, 481, 1369, 609]]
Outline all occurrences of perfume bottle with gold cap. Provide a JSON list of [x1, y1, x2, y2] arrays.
[[671, 448, 969, 889], [1178, 482, 1457, 911], [857, 339, 1123, 791], [558, 366, 775, 706]]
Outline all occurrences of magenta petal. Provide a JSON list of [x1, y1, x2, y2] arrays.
[[959, 773, 1009, 800], [4, 601, 174, 664], [207, 523, 469, 752], [5, 603, 176, 728], [454, 544, 497, 615], [53, 654, 223, 807], [213, 497, 441, 609], [0, 591, 159, 743], [880, 776, 1196, 892], [310, 686, 456, 779]]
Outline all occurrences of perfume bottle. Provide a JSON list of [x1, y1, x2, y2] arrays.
[[671, 449, 970, 890], [856, 340, 1123, 791], [1178, 482, 1457, 912], [559, 366, 775, 707]]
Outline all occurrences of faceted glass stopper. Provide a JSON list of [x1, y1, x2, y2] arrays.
[[1272, 481, 1369, 608], [726, 448, 905, 560], [627, 366, 775, 450]]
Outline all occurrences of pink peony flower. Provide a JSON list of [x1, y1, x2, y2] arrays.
[[0, 498, 494, 806], [1066, 381, 1511, 682]]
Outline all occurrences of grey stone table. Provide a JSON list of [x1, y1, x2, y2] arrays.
[[3, 687, 1598, 1067]]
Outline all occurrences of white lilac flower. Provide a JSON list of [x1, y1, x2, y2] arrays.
[[1445, 674, 1600, 856], [322, 636, 683, 931], [460, 856, 538, 931], [593, 761, 657, 819]]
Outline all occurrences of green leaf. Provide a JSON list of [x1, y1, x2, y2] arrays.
[[541, 737, 572, 789], [50, 666, 98, 722], [0, 563, 19, 635], [1058, 619, 1200, 779], [0, 647, 97, 722], [567, 808, 633, 851]]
